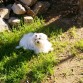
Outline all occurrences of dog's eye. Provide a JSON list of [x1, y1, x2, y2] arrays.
[[39, 38, 41, 39], [35, 35, 37, 37]]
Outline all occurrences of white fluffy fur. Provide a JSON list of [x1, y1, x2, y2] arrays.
[[16, 32, 53, 54]]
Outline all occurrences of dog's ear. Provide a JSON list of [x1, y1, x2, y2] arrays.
[[34, 33, 38, 35], [40, 33, 48, 40], [34, 33, 38, 37], [44, 34, 48, 40]]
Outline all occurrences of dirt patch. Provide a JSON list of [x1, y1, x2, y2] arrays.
[[53, 56, 83, 83], [43, 0, 79, 30], [42, 0, 83, 82], [43, 28, 83, 83]]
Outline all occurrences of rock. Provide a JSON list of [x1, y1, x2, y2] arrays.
[[33, 1, 50, 15], [0, 8, 10, 19], [19, 0, 37, 6], [12, 3, 26, 15], [15, 0, 35, 17], [26, 7, 35, 17], [0, 18, 9, 32], [24, 16, 33, 24], [8, 17, 20, 27]]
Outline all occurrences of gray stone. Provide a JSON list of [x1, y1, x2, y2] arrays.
[[24, 16, 33, 24], [33, 1, 50, 15], [0, 18, 9, 32], [8, 17, 20, 27], [12, 3, 26, 15], [19, 0, 37, 6], [0, 8, 10, 19]]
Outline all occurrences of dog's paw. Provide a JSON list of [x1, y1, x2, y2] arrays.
[[50, 47, 54, 51]]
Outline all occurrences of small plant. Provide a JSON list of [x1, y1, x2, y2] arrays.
[[75, 39, 83, 51], [68, 26, 77, 38]]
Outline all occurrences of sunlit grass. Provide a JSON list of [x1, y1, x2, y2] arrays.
[[0, 17, 64, 83], [0, 17, 81, 83], [75, 39, 83, 51]]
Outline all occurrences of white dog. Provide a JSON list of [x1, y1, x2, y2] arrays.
[[16, 33, 53, 54]]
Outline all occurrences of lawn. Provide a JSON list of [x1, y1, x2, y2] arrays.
[[0, 17, 64, 83], [0, 17, 83, 83]]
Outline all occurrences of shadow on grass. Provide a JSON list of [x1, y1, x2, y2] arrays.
[[35, 13, 80, 40], [0, 14, 80, 83], [0, 41, 35, 70]]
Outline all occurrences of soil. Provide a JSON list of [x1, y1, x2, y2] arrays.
[[42, 0, 83, 83], [0, 1, 83, 83], [43, 0, 79, 29], [42, 28, 83, 83]]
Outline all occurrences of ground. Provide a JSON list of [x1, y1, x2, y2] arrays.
[[41, 0, 83, 82], [0, 0, 83, 83], [42, 28, 83, 83]]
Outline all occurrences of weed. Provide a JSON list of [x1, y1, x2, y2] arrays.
[[68, 26, 77, 38], [75, 39, 83, 51]]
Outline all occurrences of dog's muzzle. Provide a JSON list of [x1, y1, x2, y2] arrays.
[[36, 41, 40, 44]]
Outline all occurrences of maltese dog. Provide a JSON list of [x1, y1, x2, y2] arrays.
[[16, 33, 53, 54]]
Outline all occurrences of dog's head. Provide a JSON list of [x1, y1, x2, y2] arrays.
[[33, 33, 48, 46], [34, 33, 47, 40]]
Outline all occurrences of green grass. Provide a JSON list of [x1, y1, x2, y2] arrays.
[[70, 39, 83, 56], [75, 39, 83, 51], [0, 17, 64, 83], [68, 26, 77, 38], [0, 17, 82, 83]]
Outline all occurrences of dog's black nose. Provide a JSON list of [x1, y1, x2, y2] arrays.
[[37, 41, 39, 43]]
